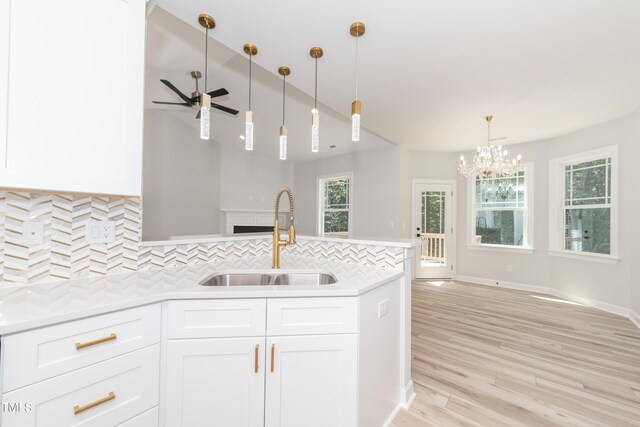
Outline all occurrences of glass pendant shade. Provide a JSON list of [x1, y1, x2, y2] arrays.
[[311, 108, 320, 152], [279, 125, 288, 160], [351, 100, 361, 142], [245, 110, 254, 150], [200, 93, 211, 140]]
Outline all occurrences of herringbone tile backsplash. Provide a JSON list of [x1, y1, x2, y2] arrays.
[[0, 191, 405, 286]]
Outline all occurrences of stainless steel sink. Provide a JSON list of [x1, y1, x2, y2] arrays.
[[199, 272, 337, 286], [272, 273, 337, 285], [199, 273, 272, 287]]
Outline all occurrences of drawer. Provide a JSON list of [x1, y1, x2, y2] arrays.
[[267, 297, 358, 336], [116, 407, 159, 426], [167, 299, 266, 338], [2, 344, 160, 427], [2, 304, 161, 392]]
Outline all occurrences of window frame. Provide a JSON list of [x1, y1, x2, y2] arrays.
[[548, 145, 619, 263], [317, 172, 353, 237], [467, 163, 534, 252]]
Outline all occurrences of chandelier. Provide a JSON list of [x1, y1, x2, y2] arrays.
[[458, 115, 522, 178]]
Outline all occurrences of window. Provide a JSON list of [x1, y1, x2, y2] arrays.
[[469, 165, 533, 249], [318, 174, 352, 236], [549, 146, 618, 260]]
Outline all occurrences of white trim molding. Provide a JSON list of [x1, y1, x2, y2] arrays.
[[546, 249, 620, 265], [466, 244, 535, 254]]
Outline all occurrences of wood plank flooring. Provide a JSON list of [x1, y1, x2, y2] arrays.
[[391, 280, 640, 426]]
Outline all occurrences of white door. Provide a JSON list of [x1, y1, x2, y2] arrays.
[[265, 335, 357, 427], [413, 181, 454, 279], [165, 337, 265, 427]]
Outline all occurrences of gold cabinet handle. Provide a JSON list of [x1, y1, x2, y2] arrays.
[[270, 343, 275, 373], [255, 344, 259, 373], [75, 333, 117, 350], [73, 391, 115, 415]]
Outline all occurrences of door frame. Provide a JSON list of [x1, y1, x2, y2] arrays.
[[411, 179, 457, 279]]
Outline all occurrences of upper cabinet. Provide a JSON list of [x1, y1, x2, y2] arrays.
[[0, 0, 145, 196]]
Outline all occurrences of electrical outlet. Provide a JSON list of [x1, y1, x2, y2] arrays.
[[86, 221, 116, 244], [506, 264, 513, 272], [377, 299, 389, 319], [22, 222, 44, 245]]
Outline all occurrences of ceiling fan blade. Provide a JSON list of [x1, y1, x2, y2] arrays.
[[189, 88, 229, 103], [152, 101, 191, 106], [211, 103, 239, 115], [195, 110, 201, 119], [160, 79, 192, 104], [208, 88, 229, 98]]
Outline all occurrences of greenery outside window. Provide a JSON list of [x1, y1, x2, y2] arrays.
[[469, 165, 533, 250], [548, 146, 618, 262], [318, 174, 352, 236]]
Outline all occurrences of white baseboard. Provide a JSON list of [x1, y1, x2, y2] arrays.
[[382, 403, 403, 427], [400, 380, 416, 410], [454, 274, 640, 330]]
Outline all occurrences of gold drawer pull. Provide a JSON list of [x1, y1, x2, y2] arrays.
[[73, 391, 115, 415], [255, 344, 259, 373], [270, 344, 275, 373], [75, 333, 117, 350]]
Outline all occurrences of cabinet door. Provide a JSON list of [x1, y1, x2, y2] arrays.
[[265, 334, 357, 427], [165, 337, 265, 427], [1, 0, 145, 196]]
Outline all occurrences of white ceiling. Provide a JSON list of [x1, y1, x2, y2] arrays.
[[152, 0, 640, 153]]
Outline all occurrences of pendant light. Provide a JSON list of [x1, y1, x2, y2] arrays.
[[310, 47, 323, 153], [243, 43, 258, 151], [278, 66, 290, 160], [198, 14, 215, 140], [350, 22, 365, 142]]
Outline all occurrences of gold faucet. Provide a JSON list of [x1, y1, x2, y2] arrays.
[[272, 187, 296, 269]]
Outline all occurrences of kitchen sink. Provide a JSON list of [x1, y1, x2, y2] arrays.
[[199, 272, 337, 286]]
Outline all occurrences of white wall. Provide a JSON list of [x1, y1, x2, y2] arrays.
[[142, 110, 221, 240], [456, 109, 639, 315], [219, 142, 294, 211], [293, 145, 402, 238]]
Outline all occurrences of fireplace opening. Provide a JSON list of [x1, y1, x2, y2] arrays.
[[233, 225, 274, 234]]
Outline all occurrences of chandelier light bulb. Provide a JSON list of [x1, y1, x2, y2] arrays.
[[311, 108, 320, 153], [279, 125, 287, 160], [200, 93, 211, 140], [245, 111, 254, 150]]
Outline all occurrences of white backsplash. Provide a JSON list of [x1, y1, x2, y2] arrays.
[[0, 191, 404, 286]]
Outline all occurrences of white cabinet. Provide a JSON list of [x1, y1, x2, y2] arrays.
[[0, 0, 145, 196], [265, 334, 357, 427], [164, 298, 358, 427], [165, 337, 266, 427], [2, 345, 160, 427]]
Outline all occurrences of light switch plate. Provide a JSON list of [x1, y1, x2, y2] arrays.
[[86, 221, 116, 244], [22, 222, 44, 245]]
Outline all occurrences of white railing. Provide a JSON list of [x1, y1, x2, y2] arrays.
[[420, 233, 445, 262]]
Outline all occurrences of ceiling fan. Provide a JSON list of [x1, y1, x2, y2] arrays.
[[152, 70, 239, 118]]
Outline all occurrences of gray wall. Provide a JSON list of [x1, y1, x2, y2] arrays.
[[293, 145, 402, 238], [142, 110, 221, 240]]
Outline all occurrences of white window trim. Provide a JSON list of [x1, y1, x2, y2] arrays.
[[317, 172, 354, 237], [467, 162, 534, 251], [548, 145, 619, 263]]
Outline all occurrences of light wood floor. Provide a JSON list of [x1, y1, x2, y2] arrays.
[[391, 280, 640, 426]]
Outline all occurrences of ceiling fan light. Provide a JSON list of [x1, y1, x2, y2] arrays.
[[200, 93, 211, 140], [245, 110, 254, 150]]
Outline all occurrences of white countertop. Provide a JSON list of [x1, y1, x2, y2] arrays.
[[0, 255, 403, 335], [143, 233, 421, 248]]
